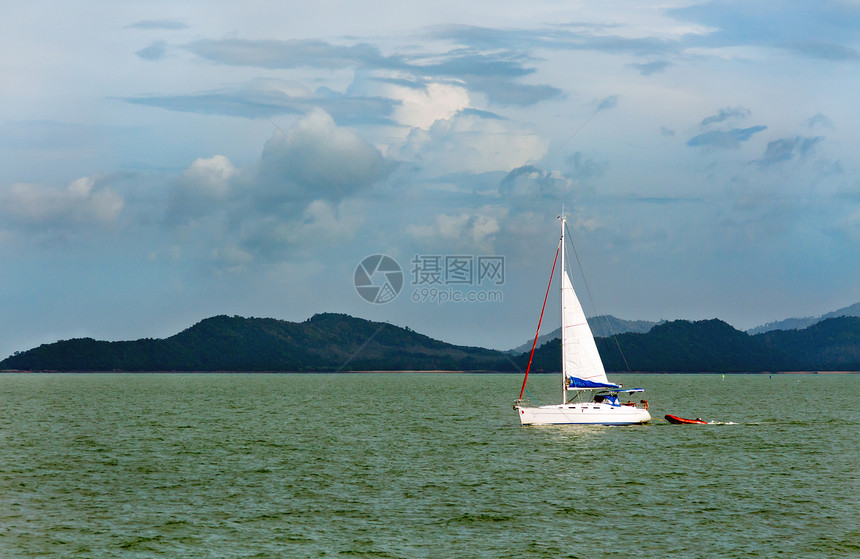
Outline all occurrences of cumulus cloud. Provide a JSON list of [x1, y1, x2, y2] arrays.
[[253, 108, 388, 201], [406, 208, 503, 252], [166, 155, 237, 226], [392, 111, 545, 174], [163, 109, 387, 269], [499, 165, 574, 204], [351, 75, 470, 129], [0, 177, 124, 235]]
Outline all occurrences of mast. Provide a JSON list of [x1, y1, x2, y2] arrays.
[[560, 212, 566, 404]]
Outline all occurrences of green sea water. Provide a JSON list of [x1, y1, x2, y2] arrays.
[[0, 373, 857, 558]]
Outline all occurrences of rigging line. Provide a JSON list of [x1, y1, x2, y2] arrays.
[[563, 222, 631, 372], [536, 106, 601, 172], [519, 239, 561, 400], [523, 386, 540, 406]]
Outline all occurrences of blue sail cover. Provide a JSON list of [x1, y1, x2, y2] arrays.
[[569, 377, 621, 389]]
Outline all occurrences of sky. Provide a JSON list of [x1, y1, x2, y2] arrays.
[[2, 1, 859, 358]]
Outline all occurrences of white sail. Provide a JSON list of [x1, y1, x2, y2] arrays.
[[561, 269, 610, 386]]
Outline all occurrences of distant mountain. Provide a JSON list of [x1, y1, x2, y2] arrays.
[[747, 302, 860, 334], [509, 315, 660, 354], [0, 314, 510, 372], [518, 317, 860, 373], [757, 316, 860, 370], [3, 313, 859, 373]]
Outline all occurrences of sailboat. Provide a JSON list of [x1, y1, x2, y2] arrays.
[[514, 214, 651, 426]]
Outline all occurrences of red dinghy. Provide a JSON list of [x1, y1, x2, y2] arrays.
[[665, 414, 707, 424]]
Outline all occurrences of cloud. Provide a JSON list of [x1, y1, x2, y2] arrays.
[[499, 165, 573, 200], [406, 207, 503, 252], [185, 38, 390, 70], [669, 0, 860, 56], [630, 61, 672, 76], [125, 20, 188, 30], [253, 108, 388, 200], [392, 112, 545, 174], [163, 109, 387, 267], [429, 23, 679, 57], [686, 125, 767, 149], [351, 76, 469, 129], [180, 37, 561, 108], [597, 95, 619, 112], [126, 79, 398, 125], [806, 113, 833, 129], [756, 136, 822, 166], [700, 106, 750, 127], [166, 155, 237, 226], [136, 41, 167, 61], [787, 42, 860, 61], [566, 152, 607, 180], [0, 177, 124, 236], [465, 76, 561, 106]]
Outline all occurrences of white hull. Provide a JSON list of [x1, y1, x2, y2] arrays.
[[516, 402, 651, 426]]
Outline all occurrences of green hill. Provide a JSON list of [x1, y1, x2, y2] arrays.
[[3, 314, 859, 373], [0, 314, 510, 372]]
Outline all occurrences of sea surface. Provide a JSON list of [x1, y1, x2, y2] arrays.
[[0, 373, 857, 558]]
